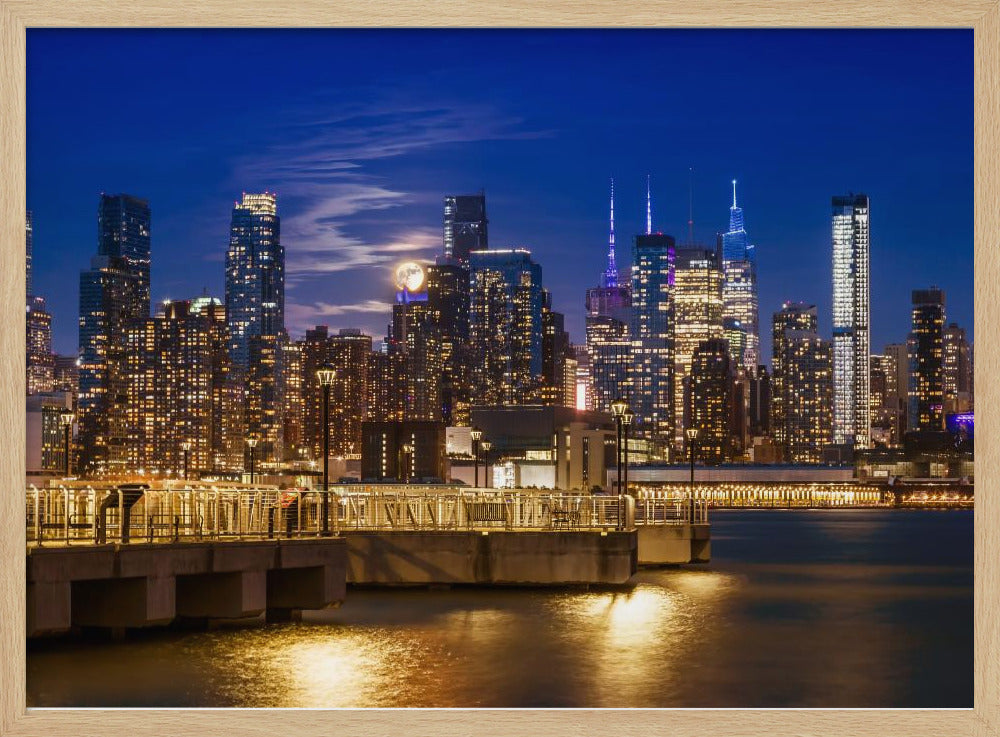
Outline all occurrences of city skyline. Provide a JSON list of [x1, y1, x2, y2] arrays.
[[28, 29, 973, 359]]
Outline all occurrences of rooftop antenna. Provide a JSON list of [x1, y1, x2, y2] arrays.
[[646, 174, 652, 235], [603, 177, 619, 288], [688, 167, 695, 245], [732, 178, 738, 209]]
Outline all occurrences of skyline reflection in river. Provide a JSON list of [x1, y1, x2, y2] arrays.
[[27, 510, 972, 708]]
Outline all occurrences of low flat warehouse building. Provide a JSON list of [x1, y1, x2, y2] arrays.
[[467, 406, 616, 491]]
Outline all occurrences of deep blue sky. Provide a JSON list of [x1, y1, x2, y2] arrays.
[[27, 29, 974, 362]]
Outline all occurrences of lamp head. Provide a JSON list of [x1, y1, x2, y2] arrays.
[[180, 441, 192, 452], [247, 437, 258, 448], [470, 427, 483, 441], [481, 440, 492, 452], [317, 365, 336, 386], [60, 412, 75, 426], [686, 428, 700, 440], [610, 398, 628, 418], [622, 409, 634, 427]]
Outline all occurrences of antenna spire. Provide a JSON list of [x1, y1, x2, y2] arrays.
[[603, 177, 619, 288], [688, 167, 695, 245], [732, 179, 737, 209], [646, 174, 652, 235]]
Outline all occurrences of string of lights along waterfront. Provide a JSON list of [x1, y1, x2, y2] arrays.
[[24, 174, 974, 485]]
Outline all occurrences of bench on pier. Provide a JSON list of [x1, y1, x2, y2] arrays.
[[464, 501, 508, 526]]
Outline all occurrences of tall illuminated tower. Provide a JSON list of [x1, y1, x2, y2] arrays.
[[908, 287, 945, 431], [831, 193, 871, 448], [586, 178, 632, 413], [469, 249, 543, 405], [721, 180, 759, 371], [443, 192, 488, 265], [225, 192, 284, 371]]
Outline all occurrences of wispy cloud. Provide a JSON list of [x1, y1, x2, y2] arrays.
[[285, 298, 395, 335], [229, 90, 549, 332]]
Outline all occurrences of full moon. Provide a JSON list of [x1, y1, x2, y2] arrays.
[[395, 262, 425, 292]]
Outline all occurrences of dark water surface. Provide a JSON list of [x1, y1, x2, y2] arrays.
[[27, 509, 973, 708]]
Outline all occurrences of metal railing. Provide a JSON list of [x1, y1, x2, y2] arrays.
[[25, 485, 704, 546]]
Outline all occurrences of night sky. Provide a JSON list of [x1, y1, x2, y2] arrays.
[[27, 29, 973, 362]]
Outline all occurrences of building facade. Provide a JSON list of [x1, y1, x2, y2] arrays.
[[831, 193, 871, 448], [469, 249, 544, 406], [26, 296, 54, 395], [443, 193, 488, 265], [721, 181, 759, 372], [690, 338, 733, 464], [943, 322, 973, 414], [908, 288, 946, 431]]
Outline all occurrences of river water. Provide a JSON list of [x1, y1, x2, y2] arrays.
[[27, 509, 973, 708]]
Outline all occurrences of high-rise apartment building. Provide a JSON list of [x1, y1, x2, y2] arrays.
[[721, 181, 759, 371], [772, 302, 833, 463], [78, 194, 151, 476], [124, 298, 242, 477], [426, 261, 471, 425], [690, 338, 733, 464], [26, 296, 54, 395], [630, 232, 675, 446], [225, 192, 284, 371], [541, 291, 574, 407], [943, 322, 973, 414], [25, 210, 32, 296], [443, 193, 488, 265], [908, 288, 945, 431], [469, 249, 543, 406], [329, 328, 372, 454], [831, 193, 871, 448], [673, 245, 724, 446]]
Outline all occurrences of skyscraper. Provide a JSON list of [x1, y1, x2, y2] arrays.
[[831, 193, 871, 448], [943, 322, 973, 414], [225, 192, 284, 371], [771, 303, 832, 463], [586, 179, 632, 413], [721, 181, 759, 372], [124, 298, 243, 477], [78, 194, 151, 476], [630, 231, 675, 446], [541, 290, 574, 407], [98, 194, 152, 321], [673, 245, 724, 446], [690, 338, 733, 464], [329, 328, 373, 453], [427, 261, 471, 425], [469, 249, 544, 406], [26, 296, 54, 395], [884, 342, 909, 443], [908, 287, 945, 431], [443, 193, 488, 265], [390, 266, 444, 421]]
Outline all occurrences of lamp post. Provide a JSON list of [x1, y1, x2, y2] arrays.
[[317, 365, 336, 537], [247, 437, 258, 485], [180, 441, 191, 481], [686, 427, 700, 523], [622, 408, 634, 498], [480, 440, 492, 488], [60, 412, 74, 477], [470, 427, 483, 488], [610, 398, 628, 495], [401, 442, 414, 484]]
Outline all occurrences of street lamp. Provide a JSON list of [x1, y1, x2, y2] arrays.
[[400, 442, 414, 484], [686, 427, 700, 523], [470, 427, 483, 488], [622, 408, 634, 498], [247, 437, 258, 485], [180, 441, 192, 481], [317, 365, 336, 536], [60, 412, 74, 478], [480, 440, 492, 488], [610, 397, 628, 507]]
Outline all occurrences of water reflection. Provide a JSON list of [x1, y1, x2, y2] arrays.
[[26, 510, 972, 708]]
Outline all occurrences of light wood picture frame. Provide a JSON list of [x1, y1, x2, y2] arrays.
[[1, 2, 997, 734]]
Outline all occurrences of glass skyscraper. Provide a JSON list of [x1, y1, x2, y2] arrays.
[[78, 194, 151, 476], [908, 287, 945, 431], [630, 232, 675, 447], [225, 192, 285, 372], [469, 249, 543, 405], [443, 193, 488, 265], [831, 193, 871, 448], [721, 181, 759, 372]]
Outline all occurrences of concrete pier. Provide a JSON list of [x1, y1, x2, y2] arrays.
[[636, 523, 711, 566], [26, 538, 347, 637], [343, 530, 637, 586]]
